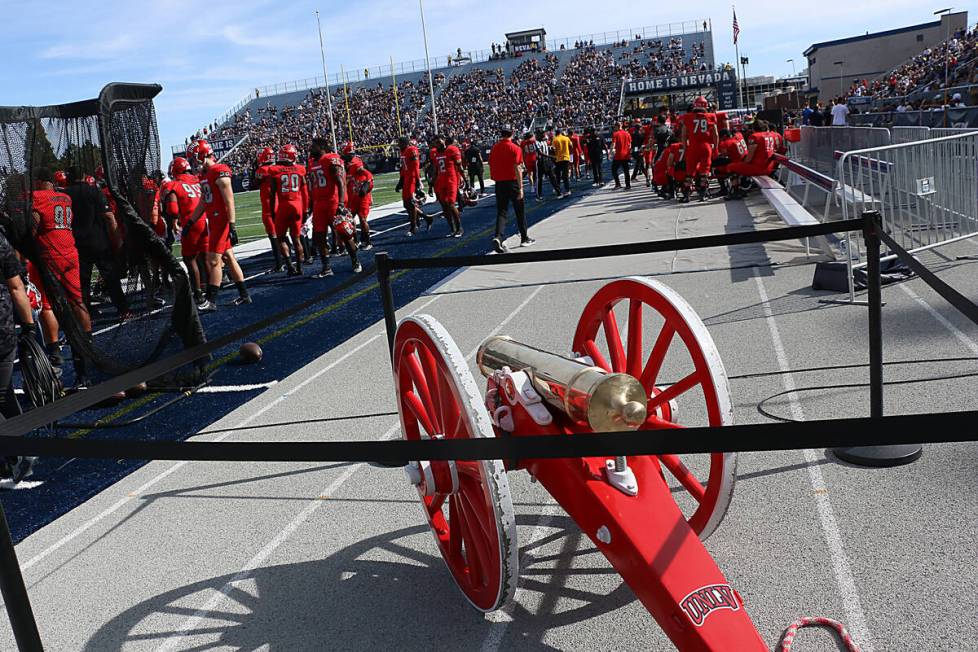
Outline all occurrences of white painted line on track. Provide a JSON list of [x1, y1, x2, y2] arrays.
[[14, 295, 442, 579], [155, 422, 400, 652], [753, 270, 874, 652], [480, 503, 562, 652], [158, 284, 546, 650], [899, 284, 978, 355]]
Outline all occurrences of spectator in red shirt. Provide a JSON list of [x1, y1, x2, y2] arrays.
[[488, 124, 535, 253], [611, 122, 632, 189]]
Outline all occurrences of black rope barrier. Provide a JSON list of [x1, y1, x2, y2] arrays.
[[0, 264, 378, 439], [1, 409, 977, 463], [382, 219, 864, 270]]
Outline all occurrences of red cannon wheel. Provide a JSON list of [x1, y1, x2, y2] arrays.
[[393, 315, 518, 612], [572, 277, 736, 540]]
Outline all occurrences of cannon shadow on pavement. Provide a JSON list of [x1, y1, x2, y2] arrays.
[[83, 516, 638, 652]]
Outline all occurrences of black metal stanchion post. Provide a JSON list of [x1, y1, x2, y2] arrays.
[[834, 213, 922, 467], [0, 501, 43, 651], [376, 252, 398, 359]]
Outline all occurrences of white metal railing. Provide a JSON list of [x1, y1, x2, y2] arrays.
[[837, 132, 978, 299]]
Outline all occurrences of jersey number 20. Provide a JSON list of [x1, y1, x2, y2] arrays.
[[280, 173, 301, 193]]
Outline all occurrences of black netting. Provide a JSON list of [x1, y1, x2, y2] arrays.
[[0, 83, 207, 389]]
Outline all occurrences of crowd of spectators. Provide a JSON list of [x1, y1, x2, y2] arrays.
[[845, 23, 978, 108], [185, 37, 711, 170]]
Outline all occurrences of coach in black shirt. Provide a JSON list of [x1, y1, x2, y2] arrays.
[[64, 168, 129, 316], [584, 128, 606, 185], [0, 228, 38, 481], [463, 142, 485, 194]]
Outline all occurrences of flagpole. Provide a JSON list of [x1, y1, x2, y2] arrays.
[[733, 5, 743, 109], [341, 64, 354, 144], [315, 10, 338, 150], [419, 0, 439, 135], [391, 56, 403, 138]]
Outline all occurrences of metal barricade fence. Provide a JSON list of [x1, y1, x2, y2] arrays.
[[892, 126, 931, 144], [837, 132, 978, 299], [931, 127, 978, 138], [797, 126, 891, 177]]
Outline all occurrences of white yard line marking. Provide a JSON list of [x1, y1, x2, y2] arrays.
[[899, 284, 978, 355], [753, 271, 874, 652], [372, 221, 412, 236], [195, 382, 278, 393], [15, 296, 441, 577], [0, 480, 44, 491], [158, 285, 545, 650], [92, 307, 168, 337]]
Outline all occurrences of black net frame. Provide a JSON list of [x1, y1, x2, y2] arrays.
[[0, 83, 207, 388]]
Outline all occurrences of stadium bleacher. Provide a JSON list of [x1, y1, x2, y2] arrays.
[[188, 27, 715, 171], [844, 22, 978, 110]]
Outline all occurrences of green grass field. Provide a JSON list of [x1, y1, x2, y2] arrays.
[[173, 171, 402, 257]]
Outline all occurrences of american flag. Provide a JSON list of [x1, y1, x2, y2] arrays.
[[733, 8, 740, 44]]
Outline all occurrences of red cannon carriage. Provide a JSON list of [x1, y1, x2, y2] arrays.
[[390, 276, 854, 651]]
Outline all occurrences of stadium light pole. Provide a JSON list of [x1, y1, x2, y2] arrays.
[[834, 60, 845, 98], [315, 10, 339, 150], [419, 0, 439, 135], [787, 58, 796, 77], [935, 7, 953, 127]]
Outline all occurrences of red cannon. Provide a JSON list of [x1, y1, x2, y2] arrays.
[[390, 276, 851, 651]]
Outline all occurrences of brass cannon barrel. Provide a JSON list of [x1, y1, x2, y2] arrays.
[[476, 336, 647, 432]]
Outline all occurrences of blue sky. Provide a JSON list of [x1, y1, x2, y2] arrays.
[[0, 0, 970, 156]]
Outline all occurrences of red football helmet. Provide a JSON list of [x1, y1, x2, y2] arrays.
[[190, 139, 214, 163], [169, 157, 190, 176], [53, 170, 68, 187], [347, 157, 364, 174], [693, 96, 709, 109], [342, 141, 355, 155], [84, 175, 96, 186], [278, 144, 298, 163], [257, 147, 275, 165], [333, 210, 356, 241]]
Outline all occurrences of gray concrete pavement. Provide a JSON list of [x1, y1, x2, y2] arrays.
[[3, 186, 977, 652]]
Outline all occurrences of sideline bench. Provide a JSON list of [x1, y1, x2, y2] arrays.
[[750, 172, 822, 256], [775, 154, 879, 221]]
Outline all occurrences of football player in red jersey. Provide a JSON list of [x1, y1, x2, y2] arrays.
[[53, 170, 68, 191], [183, 140, 251, 311], [30, 168, 92, 382], [308, 137, 348, 277], [432, 135, 464, 238], [712, 129, 748, 197], [568, 129, 583, 180], [725, 120, 778, 200], [345, 156, 374, 250], [663, 136, 686, 199], [164, 157, 207, 305], [254, 146, 284, 272], [397, 136, 427, 236], [268, 144, 309, 276], [679, 96, 719, 202]]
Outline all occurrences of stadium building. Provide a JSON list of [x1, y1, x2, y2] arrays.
[[805, 10, 968, 102]]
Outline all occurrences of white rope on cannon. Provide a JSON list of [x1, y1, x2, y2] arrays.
[[778, 616, 861, 652]]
